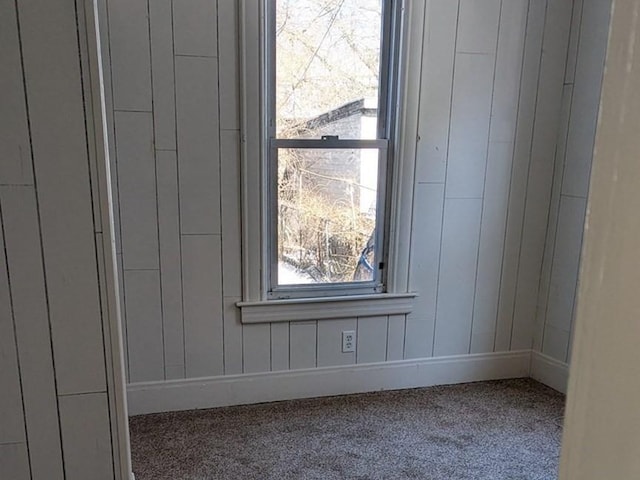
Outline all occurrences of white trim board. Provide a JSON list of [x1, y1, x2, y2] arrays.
[[530, 351, 570, 394], [127, 350, 531, 415]]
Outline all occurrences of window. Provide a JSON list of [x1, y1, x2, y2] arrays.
[[264, 0, 402, 299], [239, 0, 415, 315]]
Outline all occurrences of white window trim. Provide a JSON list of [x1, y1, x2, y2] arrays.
[[238, 0, 424, 322]]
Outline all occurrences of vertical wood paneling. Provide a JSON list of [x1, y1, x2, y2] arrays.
[[124, 270, 164, 382], [173, 0, 218, 57], [242, 324, 271, 374], [58, 393, 114, 480], [0, 443, 30, 480], [471, 142, 513, 353], [270, 322, 290, 372], [289, 321, 317, 370], [494, 0, 546, 351], [433, 198, 482, 356], [414, 0, 459, 183], [116, 253, 129, 381], [564, 0, 584, 85], [456, 0, 501, 54], [561, 0, 612, 198], [150, 0, 177, 151], [182, 234, 224, 378], [0, 217, 25, 444], [175, 56, 221, 235], [543, 196, 586, 354], [533, 84, 574, 352], [446, 52, 498, 198], [511, 0, 574, 350], [107, 0, 152, 110], [490, 0, 529, 143], [317, 318, 356, 367], [217, 0, 240, 130], [19, 0, 107, 395], [405, 183, 444, 358], [356, 316, 388, 364], [156, 150, 185, 379], [115, 111, 159, 270], [0, 186, 64, 479], [0, 0, 32, 186], [220, 131, 242, 297], [223, 297, 243, 374], [386, 315, 406, 361]]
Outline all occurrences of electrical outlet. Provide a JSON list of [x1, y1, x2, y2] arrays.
[[342, 330, 356, 353]]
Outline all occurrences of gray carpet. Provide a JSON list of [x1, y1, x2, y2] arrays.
[[129, 379, 564, 479]]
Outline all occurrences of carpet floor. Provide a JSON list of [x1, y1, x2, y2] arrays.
[[129, 378, 564, 480]]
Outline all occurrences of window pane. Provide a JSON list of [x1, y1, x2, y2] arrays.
[[275, 0, 383, 139], [276, 148, 379, 285]]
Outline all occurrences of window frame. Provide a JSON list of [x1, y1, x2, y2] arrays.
[[239, 0, 418, 310], [263, 0, 403, 300]]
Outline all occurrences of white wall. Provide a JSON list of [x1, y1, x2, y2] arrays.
[[533, 0, 611, 365], [102, 0, 605, 400], [560, 0, 640, 476], [0, 0, 128, 478]]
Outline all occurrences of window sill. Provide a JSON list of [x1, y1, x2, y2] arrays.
[[237, 293, 417, 324]]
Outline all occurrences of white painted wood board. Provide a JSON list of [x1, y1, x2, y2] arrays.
[[494, 0, 546, 351], [402, 316, 435, 359], [511, 0, 574, 350], [242, 324, 271, 374], [356, 316, 388, 364], [0, 219, 26, 444], [149, 0, 177, 151], [471, 141, 513, 354], [124, 269, 165, 382], [433, 198, 482, 356], [289, 321, 317, 370], [220, 130, 243, 298], [446, 52, 497, 199], [316, 318, 357, 368], [175, 55, 221, 235], [217, 0, 240, 130], [456, 0, 501, 54], [107, 0, 152, 110], [156, 150, 185, 380], [58, 393, 114, 480], [18, 0, 107, 395], [182, 234, 224, 378], [562, 0, 612, 198], [0, 186, 64, 479], [115, 111, 159, 270], [544, 196, 587, 333], [0, 443, 30, 480], [490, 0, 529, 144], [173, 0, 218, 57], [223, 297, 243, 375], [0, 1, 32, 186], [270, 322, 290, 372], [564, 0, 584, 85], [407, 183, 444, 327], [414, 0, 458, 183], [385, 314, 406, 361], [533, 84, 574, 352]]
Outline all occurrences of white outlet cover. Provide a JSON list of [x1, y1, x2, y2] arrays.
[[342, 330, 356, 353]]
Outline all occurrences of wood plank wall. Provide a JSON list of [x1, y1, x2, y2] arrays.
[[102, 0, 602, 384], [533, 0, 612, 363], [0, 0, 125, 478]]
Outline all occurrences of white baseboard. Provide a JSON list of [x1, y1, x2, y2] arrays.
[[127, 350, 531, 415], [530, 351, 569, 393]]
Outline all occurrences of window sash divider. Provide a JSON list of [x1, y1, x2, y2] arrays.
[[270, 138, 389, 150]]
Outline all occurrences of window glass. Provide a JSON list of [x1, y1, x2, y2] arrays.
[[276, 148, 380, 285], [274, 0, 383, 139]]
